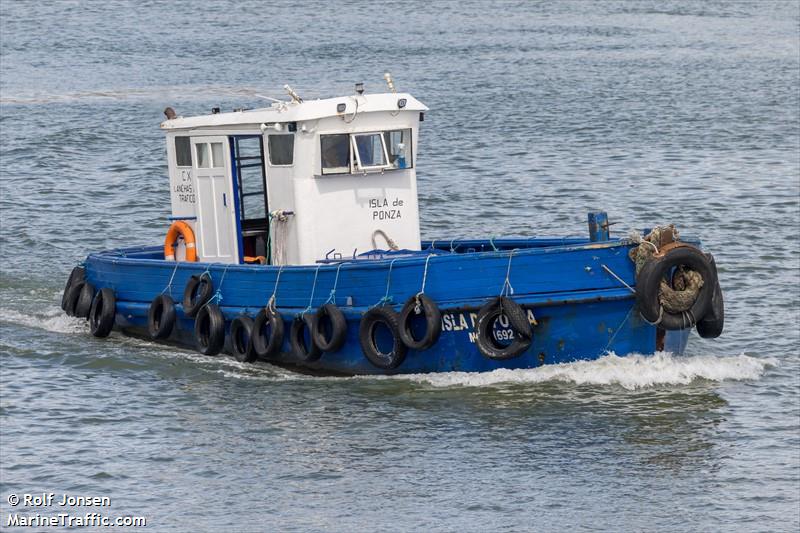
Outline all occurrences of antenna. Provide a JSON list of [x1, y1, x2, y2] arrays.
[[283, 84, 303, 103], [253, 93, 285, 104]]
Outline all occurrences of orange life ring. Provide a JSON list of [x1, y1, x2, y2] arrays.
[[164, 220, 197, 262]]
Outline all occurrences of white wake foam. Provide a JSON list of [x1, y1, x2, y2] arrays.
[[391, 353, 775, 390], [0, 307, 775, 390], [0, 307, 87, 334]]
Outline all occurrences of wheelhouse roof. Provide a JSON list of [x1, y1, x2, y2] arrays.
[[160, 92, 427, 131]]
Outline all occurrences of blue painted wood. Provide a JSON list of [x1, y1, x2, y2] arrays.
[[588, 211, 610, 242], [83, 237, 690, 375]]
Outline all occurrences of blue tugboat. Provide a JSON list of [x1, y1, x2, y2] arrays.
[[61, 77, 724, 375]]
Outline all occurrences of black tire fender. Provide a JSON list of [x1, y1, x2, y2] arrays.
[[194, 303, 225, 356], [252, 307, 284, 358], [64, 280, 86, 317], [89, 287, 116, 338], [183, 273, 213, 318], [148, 294, 176, 340], [61, 266, 85, 311], [359, 306, 408, 370], [75, 282, 95, 319], [311, 303, 348, 353], [696, 254, 724, 339], [230, 316, 257, 363], [475, 297, 533, 360], [636, 244, 716, 331], [290, 314, 322, 362], [398, 294, 442, 350]]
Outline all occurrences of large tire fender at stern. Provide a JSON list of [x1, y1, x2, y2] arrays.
[[696, 254, 724, 339], [635, 243, 716, 331]]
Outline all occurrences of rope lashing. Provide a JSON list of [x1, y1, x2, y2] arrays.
[[373, 258, 399, 308], [267, 265, 284, 312], [629, 225, 703, 315], [500, 249, 517, 297], [324, 262, 346, 305], [300, 264, 322, 317], [414, 254, 435, 313], [270, 210, 292, 266], [416, 254, 434, 297], [161, 260, 181, 297], [199, 264, 229, 312], [489, 236, 498, 252], [629, 225, 678, 274]]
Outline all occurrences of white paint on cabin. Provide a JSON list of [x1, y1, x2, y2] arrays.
[[161, 92, 428, 266]]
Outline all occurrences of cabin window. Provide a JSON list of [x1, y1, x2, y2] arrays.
[[383, 129, 412, 169], [175, 137, 192, 167], [321, 134, 350, 174], [351, 133, 390, 171], [211, 142, 224, 168], [196, 143, 210, 168], [268, 134, 294, 166]]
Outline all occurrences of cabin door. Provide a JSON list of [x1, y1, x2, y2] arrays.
[[191, 137, 239, 264]]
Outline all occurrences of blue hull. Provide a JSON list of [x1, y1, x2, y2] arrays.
[[83, 238, 690, 375]]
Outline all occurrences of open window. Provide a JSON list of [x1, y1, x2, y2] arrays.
[[351, 132, 391, 172], [321, 131, 412, 175]]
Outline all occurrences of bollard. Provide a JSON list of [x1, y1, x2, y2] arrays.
[[588, 211, 610, 242]]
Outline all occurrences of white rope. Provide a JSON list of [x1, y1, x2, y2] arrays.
[[270, 210, 290, 266], [372, 229, 399, 251], [301, 264, 321, 316], [416, 254, 434, 297], [324, 262, 346, 305], [161, 260, 181, 297], [373, 258, 398, 308], [268, 265, 284, 311], [500, 249, 516, 297]]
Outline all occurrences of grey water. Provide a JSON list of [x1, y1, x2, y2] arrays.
[[1, 1, 798, 531]]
